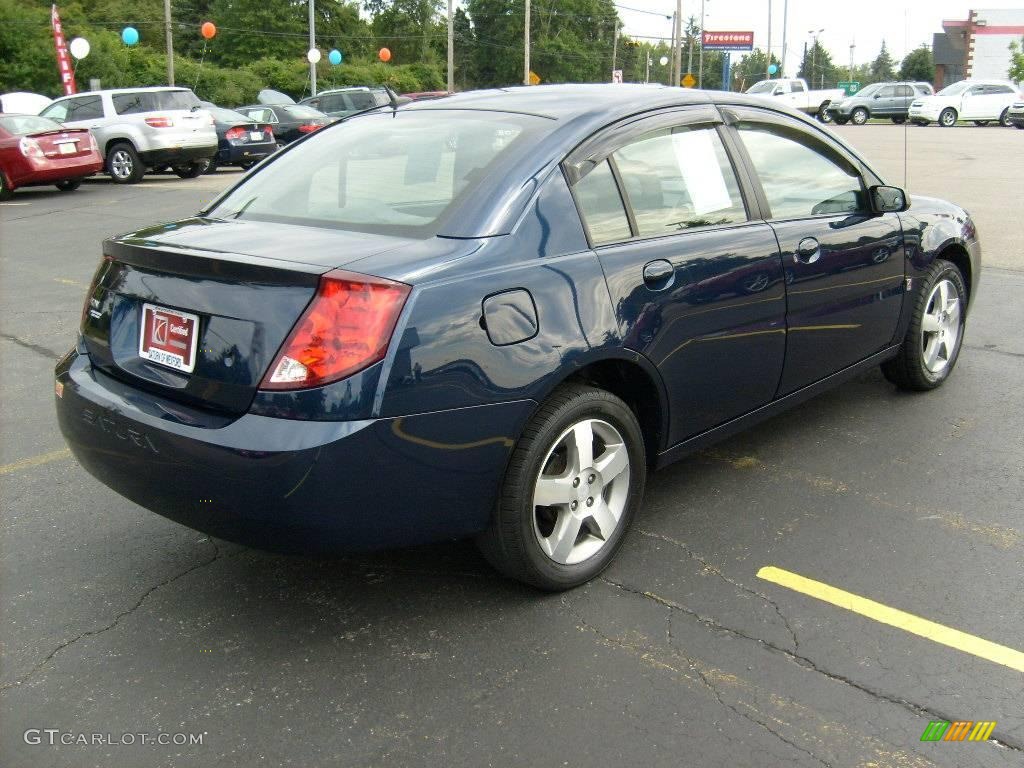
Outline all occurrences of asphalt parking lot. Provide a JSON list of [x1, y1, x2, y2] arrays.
[[2, 124, 1023, 768]]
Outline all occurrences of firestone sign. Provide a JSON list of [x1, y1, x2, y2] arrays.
[[702, 31, 754, 51]]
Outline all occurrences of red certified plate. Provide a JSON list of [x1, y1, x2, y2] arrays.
[[139, 303, 200, 373]]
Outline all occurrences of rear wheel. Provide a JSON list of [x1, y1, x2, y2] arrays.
[[939, 108, 957, 127], [882, 260, 967, 391], [999, 108, 1012, 128], [55, 179, 81, 192], [850, 107, 869, 125], [173, 160, 209, 179], [106, 142, 144, 184], [476, 384, 646, 591], [891, 116, 906, 124]]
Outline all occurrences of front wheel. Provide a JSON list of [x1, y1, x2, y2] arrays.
[[850, 107, 869, 125], [476, 384, 646, 591], [817, 103, 834, 123], [55, 179, 82, 192], [939, 108, 958, 127], [882, 260, 967, 391], [0, 171, 12, 201], [999, 108, 1012, 128]]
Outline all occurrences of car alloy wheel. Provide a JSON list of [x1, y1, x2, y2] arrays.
[[999, 109, 1012, 128], [532, 418, 630, 565], [851, 107, 869, 125], [110, 149, 134, 180], [920, 278, 962, 375], [939, 108, 957, 127]]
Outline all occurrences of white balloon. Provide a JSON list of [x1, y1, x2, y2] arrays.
[[69, 37, 91, 60], [659, 56, 669, 66], [306, 48, 322, 64]]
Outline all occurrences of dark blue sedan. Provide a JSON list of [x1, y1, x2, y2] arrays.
[[55, 85, 980, 590]]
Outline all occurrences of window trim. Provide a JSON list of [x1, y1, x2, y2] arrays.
[[562, 105, 762, 249]]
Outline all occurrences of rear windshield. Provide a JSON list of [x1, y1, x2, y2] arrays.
[[280, 105, 327, 119], [0, 115, 63, 135], [112, 90, 200, 114], [206, 110, 547, 237]]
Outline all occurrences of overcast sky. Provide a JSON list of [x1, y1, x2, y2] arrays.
[[614, 0, 1024, 73]]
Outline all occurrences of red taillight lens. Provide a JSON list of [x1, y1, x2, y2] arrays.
[[260, 270, 411, 391], [145, 116, 174, 128], [297, 123, 321, 134], [225, 126, 246, 140]]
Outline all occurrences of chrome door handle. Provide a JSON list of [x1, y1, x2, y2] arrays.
[[794, 237, 821, 264]]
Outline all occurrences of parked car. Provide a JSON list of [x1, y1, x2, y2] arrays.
[[39, 87, 217, 183], [298, 86, 406, 118], [0, 113, 103, 199], [56, 85, 980, 590], [233, 103, 331, 146], [827, 81, 933, 125], [0, 91, 52, 114], [908, 79, 1022, 127], [199, 103, 276, 172], [745, 77, 846, 122], [1008, 100, 1024, 129]]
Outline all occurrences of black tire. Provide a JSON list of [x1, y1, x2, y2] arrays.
[[173, 160, 209, 179], [105, 142, 144, 183], [55, 179, 82, 192], [239, 161, 257, 171], [850, 107, 869, 125], [912, 120, 928, 126], [203, 159, 218, 174], [1016, 123, 1024, 130], [939, 108, 957, 127], [817, 103, 834, 123], [881, 259, 967, 391], [834, 117, 849, 125], [476, 383, 647, 591], [0, 171, 12, 201], [891, 116, 906, 124], [974, 120, 990, 127], [999, 108, 1012, 128]]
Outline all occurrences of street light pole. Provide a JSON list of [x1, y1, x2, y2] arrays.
[[308, 0, 316, 97], [673, 0, 682, 85], [524, 0, 531, 85], [163, 0, 174, 85], [766, 0, 773, 79], [781, 0, 788, 76], [698, 0, 706, 88], [447, 0, 454, 92]]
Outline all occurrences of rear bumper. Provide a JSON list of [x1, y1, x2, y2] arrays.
[[138, 144, 217, 167], [8, 155, 104, 188], [55, 349, 533, 552], [215, 141, 277, 165]]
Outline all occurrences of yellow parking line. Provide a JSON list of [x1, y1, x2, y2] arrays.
[[0, 448, 71, 476], [757, 566, 1024, 673]]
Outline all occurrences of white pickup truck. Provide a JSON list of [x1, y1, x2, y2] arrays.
[[745, 78, 847, 123]]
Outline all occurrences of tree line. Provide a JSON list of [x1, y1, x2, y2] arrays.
[[1, 0, 938, 107]]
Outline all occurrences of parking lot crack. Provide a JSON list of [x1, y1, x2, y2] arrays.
[[1, 540, 223, 693], [0, 332, 63, 360], [635, 528, 800, 651]]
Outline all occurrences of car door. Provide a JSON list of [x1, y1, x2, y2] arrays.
[[565, 106, 787, 443], [895, 84, 915, 115], [959, 84, 987, 119], [42, 94, 104, 128], [874, 85, 897, 115], [722, 106, 905, 395]]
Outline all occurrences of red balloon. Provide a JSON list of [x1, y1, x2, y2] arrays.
[[378, 47, 391, 62], [201, 22, 216, 40]]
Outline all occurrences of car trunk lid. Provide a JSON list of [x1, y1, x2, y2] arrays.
[[30, 128, 94, 159]]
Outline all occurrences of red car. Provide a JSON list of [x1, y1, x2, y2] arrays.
[[0, 113, 103, 199]]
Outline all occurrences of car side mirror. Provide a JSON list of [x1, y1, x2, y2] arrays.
[[773, 88, 783, 96], [870, 185, 908, 213], [873, 94, 881, 99]]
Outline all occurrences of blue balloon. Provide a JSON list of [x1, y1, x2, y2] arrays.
[[121, 26, 139, 46], [768, 64, 778, 75], [328, 49, 343, 66]]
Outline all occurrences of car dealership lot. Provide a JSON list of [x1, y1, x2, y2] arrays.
[[2, 126, 1023, 767]]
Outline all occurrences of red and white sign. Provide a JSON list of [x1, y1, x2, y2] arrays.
[[50, 4, 77, 96], [139, 304, 200, 373], [702, 31, 754, 51]]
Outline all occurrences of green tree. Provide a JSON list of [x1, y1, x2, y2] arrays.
[[797, 40, 839, 88], [1009, 37, 1024, 83], [870, 41, 896, 82], [364, 0, 443, 64], [732, 49, 781, 91], [898, 45, 933, 82]]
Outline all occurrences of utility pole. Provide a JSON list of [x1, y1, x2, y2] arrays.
[[672, 1, 682, 86], [447, 0, 454, 92], [699, 1, 706, 88], [766, 0, 773, 79], [645, 54, 651, 84], [524, 0, 531, 85], [781, 0, 788, 76], [612, 20, 620, 75], [163, 0, 174, 85], [849, 40, 855, 82], [308, 0, 317, 97]]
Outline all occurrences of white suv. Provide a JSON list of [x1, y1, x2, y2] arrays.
[[909, 79, 1023, 127], [40, 87, 217, 183]]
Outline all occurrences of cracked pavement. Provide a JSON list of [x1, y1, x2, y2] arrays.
[[3, 129, 1024, 767]]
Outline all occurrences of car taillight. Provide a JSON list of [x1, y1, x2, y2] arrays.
[[297, 123, 321, 134], [80, 255, 113, 331], [260, 270, 411, 390], [225, 126, 247, 140], [144, 116, 174, 128], [19, 137, 44, 159]]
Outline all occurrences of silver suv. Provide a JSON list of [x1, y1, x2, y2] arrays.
[[40, 87, 217, 183]]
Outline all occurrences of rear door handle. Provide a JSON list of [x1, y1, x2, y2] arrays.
[[642, 259, 675, 289], [794, 237, 821, 264]]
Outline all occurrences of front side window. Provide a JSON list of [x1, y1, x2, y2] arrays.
[[878, 86, 896, 98], [737, 124, 865, 219], [612, 125, 747, 234], [55, 95, 103, 121], [573, 160, 631, 245], [40, 101, 68, 121], [206, 110, 547, 237], [791, 81, 805, 92]]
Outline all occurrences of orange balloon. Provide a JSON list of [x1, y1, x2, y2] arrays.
[[378, 47, 391, 62], [201, 22, 216, 40]]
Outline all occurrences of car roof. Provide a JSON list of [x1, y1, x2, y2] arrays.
[[52, 86, 194, 100]]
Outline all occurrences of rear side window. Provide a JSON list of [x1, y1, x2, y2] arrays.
[[612, 126, 747, 234], [896, 85, 914, 97], [737, 124, 865, 219], [207, 110, 547, 237], [791, 81, 805, 92], [112, 90, 199, 114], [573, 160, 631, 245]]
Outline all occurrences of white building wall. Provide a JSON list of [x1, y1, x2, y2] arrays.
[[968, 9, 1024, 83]]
